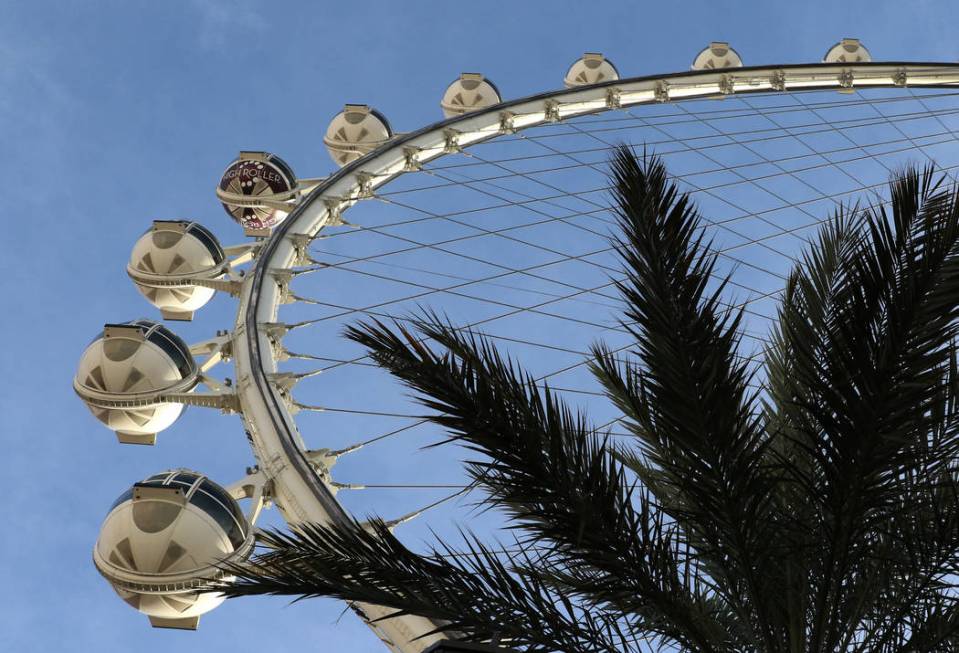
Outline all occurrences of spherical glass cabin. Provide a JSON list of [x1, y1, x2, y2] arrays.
[[564, 53, 619, 87], [440, 73, 502, 118], [74, 320, 198, 444], [127, 221, 227, 321], [323, 104, 394, 167], [94, 470, 253, 630], [217, 151, 297, 233]]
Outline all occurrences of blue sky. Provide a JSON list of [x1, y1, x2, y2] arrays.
[[3, 1, 958, 651]]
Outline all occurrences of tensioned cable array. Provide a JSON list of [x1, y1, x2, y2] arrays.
[[274, 86, 959, 550]]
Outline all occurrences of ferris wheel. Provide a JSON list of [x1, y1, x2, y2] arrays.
[[74, 39, 959, 652]]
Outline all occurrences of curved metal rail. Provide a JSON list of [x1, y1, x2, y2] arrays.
[[232, 61, 959, 653]]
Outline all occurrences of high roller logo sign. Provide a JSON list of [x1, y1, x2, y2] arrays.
[[217, 153, 297, 231]]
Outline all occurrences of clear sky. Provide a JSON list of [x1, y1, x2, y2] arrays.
[[3, 1, 958, 651]]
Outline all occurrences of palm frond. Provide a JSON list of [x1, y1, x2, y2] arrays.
[[220, 519, 625, 653], [589, 148, 783, 649], [345, 314, 737, 652], [761, 164, 959, 651]]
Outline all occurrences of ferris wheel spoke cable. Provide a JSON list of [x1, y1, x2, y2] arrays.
[[746, 89, 959, 211], [810, 92, 956, 184], [528, 114, 820, 255], [303, 221, 795, 330], [551, 89, 959, 242], [907, 87, 959, 167], [374, 185, 625, 267], [305, 152, 959, 290], [420, 166, 618, 245], [285, 298, 772, 396], [765, 94, 898, 198], [313, 145, 916, 268], [369, 189, 792, 284], [446, 147, 618, 219], [306, 246, 787, 333], [294, 323, 683, 456], [350, 484, 470, 489], [296, 405, 431, 419], [298, 268, 779, 379], [291, 263, 776, 358], [310, 203, 614, 267], [648, 99, 846, 215], [293, 245, 800, 380], [428, 152, 831, 316], [297, 341, 773, 493], [791, 91, 916, 177], [717, 97, 877, 209], [310, 250, 626, 310], [293, 251, 630, 326], [308, 152, 959, 276], [294, 266, 628, 330], [386, 105, 959, 191], [290, 202, 848, 408], [303, 254, 821, 350], [366, 120, 959, 231], [311, 340, 775, 489], [418, 109, 959, 200], [423, 108, 959, 187], [305, 209, 634, 306], [375, 127, 954, 200], [419, 139, 811, 266], [523, 113, 812, 246]]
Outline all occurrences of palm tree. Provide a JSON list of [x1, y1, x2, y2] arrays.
[[221, 146, 959, 653]]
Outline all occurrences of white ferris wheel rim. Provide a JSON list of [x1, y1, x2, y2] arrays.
[[230, 60, 959, 652]]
